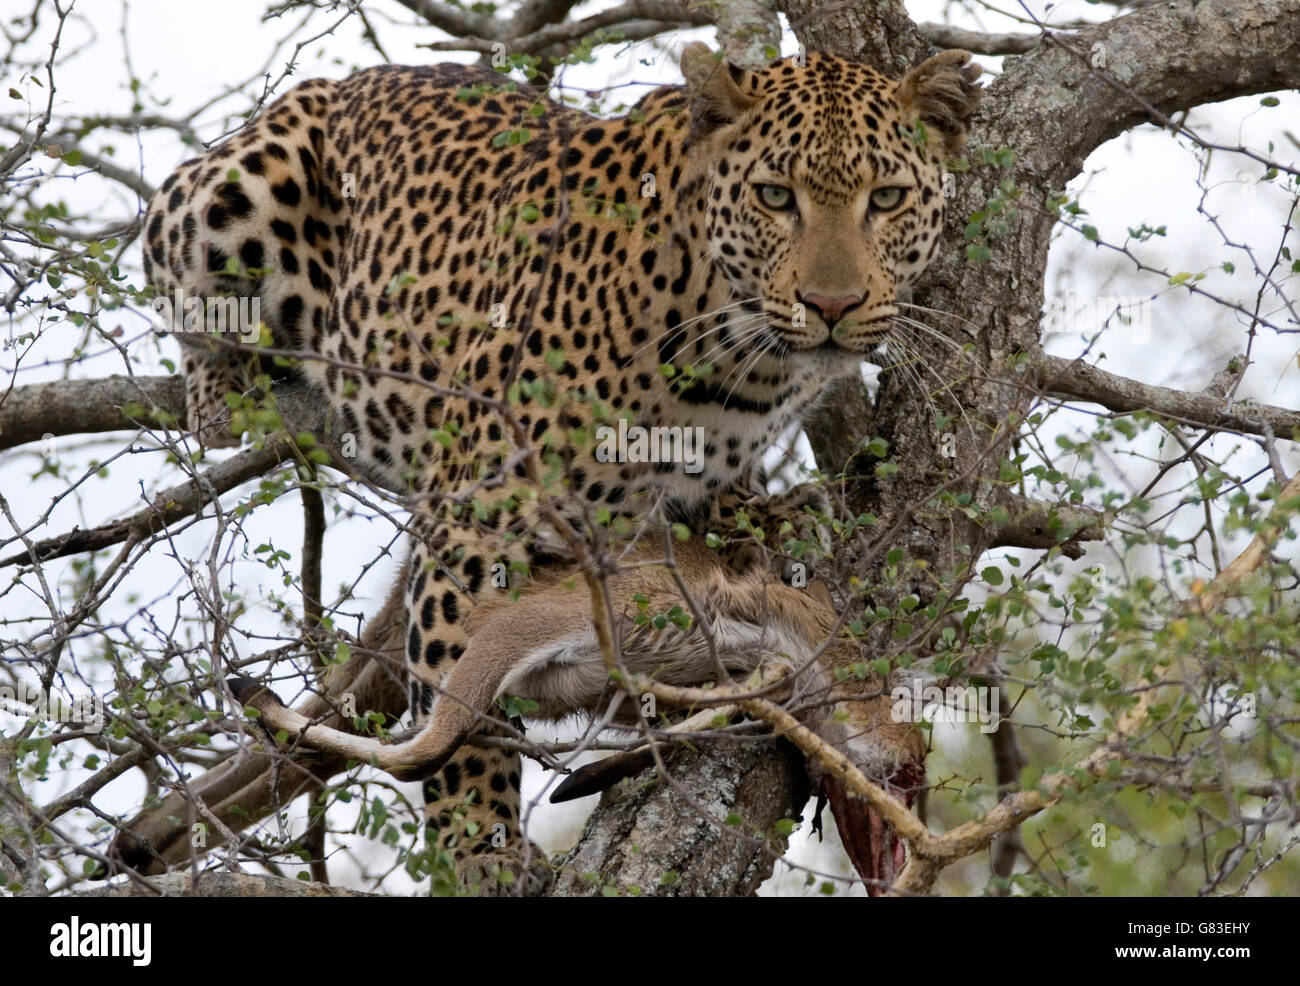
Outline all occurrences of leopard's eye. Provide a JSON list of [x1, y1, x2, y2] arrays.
[[757, 184, 795, 211], [869, 186, 907, 212]]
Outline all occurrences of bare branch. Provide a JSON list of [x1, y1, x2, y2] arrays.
[[1036, 354, 1300, 443], [81, 871, 380, 898], [0, 441, 289, 569], [917, 21, 1043, 56], [393, 0, 498, 38], [419, 1, 712, 56], [0, 374, 183, 452]]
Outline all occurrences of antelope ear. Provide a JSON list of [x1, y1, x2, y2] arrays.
[[894, 49, 983, 157], [680, 41, 757, 142]]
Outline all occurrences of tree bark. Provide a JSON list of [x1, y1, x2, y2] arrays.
[[79, 871, 379, 898], [550, 739, 809, 896]]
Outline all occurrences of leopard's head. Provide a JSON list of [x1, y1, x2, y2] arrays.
[[680, 43, 981, 361]]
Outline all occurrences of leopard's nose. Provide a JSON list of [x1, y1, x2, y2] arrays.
[[797, 291, 865, 327]]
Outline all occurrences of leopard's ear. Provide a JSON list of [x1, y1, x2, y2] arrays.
[[894, 49, 983, 157], [680, 42, 757, 142]]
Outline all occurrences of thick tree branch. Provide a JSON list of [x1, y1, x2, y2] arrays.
[[393, 0, 497, 38], [0, 374, 398, 568], [916, 22, 1045, 56], [419, 1, 712, 56], [977, 0, 1300, 189], [551, 737, 808, 896], [79, 871, 379, 897], [714, 0, 780, 69], [514, 0, 585, 38], [1036, 354, 1300, 442], [779, 0, 931, 72], [988, 490, 1108, 560], [0, 374, 183, 452]]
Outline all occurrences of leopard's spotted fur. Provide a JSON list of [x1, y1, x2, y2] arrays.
[[143, 43, 979, 884]]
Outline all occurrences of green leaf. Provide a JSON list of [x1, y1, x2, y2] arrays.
[[981, 566, 1004, 587]]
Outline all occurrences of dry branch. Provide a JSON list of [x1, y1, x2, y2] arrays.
[[79, 871, 380, 897], [1036, 353, 1300, 442], [0, 374, 183, 452], [0, 442, 288, 569]]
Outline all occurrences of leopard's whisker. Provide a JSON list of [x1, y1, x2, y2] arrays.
[[879, 351, 941, 435], [896, 301, 983, 336], [719, 330, 778, 409], [690, 314, 772, 370], [629, 296, 761, 360], [886, 335, 978, 443], [888, 314, 974, 361]]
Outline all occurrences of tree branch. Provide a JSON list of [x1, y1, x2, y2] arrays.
[[988, 490, 1108, 560], [714, 0, 780, 69], [0, 441, 289, 569], [0, 374, 183, 452], [1036, 353, 1300, 442], [79, 871, 379, 897], [393, 0, 497, 38], [550, 736, 808, 896], [976, 0, 1300, 189], [916, 21, 1045, 56], [419, 1, 712, 56], [778, 0, 932, 72]]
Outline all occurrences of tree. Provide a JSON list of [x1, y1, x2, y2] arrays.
[[1, 0, 1298, 898]]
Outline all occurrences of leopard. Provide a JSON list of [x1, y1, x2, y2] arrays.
[[139, 40, 980, 888]]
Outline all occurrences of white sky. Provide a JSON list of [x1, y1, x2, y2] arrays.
[[1, 0, 1297, 896]]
